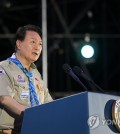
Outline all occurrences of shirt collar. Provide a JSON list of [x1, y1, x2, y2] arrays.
[[11, 53, 37, 69]]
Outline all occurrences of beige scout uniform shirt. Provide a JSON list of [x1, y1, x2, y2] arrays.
[[0, 60, 53, 129]]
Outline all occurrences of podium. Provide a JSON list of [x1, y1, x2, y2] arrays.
[[21, 92, 120, 134]]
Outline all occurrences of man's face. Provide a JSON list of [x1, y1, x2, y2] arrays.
[[16, 31, 42, 63]]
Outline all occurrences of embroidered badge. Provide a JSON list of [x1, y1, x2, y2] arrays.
[[17, 75, 25, 82], [0, 70, 5, 75], [20, 91, 29, 99], [36, 84, 41, 91]]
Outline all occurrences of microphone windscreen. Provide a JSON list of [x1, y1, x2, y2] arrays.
[[62, 64, 72, 73]]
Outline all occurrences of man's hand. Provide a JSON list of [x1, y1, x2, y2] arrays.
[[0, 96, 25, 117]]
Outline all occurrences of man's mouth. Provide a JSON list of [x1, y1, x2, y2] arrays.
[[32, 52, 39, 56]]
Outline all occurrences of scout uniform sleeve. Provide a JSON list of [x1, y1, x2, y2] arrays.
[[0, 67, 12, 96]]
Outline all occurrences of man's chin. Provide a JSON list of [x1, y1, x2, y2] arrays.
[[31, 58, 39, 63]]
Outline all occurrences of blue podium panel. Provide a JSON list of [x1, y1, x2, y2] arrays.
[[21, 92, 120, 134], [21, 92, 89, 134]]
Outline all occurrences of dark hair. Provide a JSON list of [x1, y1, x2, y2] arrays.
[[14, 24, 42, 51]]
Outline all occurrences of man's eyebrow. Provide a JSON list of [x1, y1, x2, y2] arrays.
[[30, 37, 42, 42]]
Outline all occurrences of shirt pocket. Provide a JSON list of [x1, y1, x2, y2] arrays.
[[13, 81, 30, 106]]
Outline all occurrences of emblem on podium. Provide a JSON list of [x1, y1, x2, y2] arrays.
[[112, 99, 120, 132]]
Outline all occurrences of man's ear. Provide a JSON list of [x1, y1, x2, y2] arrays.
[[16, 40, 22, 50]]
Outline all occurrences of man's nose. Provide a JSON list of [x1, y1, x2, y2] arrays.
[[34, 44, 40, 50]]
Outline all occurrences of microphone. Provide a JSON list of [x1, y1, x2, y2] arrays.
[[62, 64, 88, 91], [73, 66, 105, 93]]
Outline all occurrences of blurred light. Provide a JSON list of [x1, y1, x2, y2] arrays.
[[84, 33, 90, 42], [0, 0, 12, 8], [73, 34, 98, 64], [80, 40, 97, 64], [81, 45, 94, 58], [87, 11, 93, 18]]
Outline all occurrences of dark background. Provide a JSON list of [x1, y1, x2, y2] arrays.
[[0, 0, 120, 99]]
